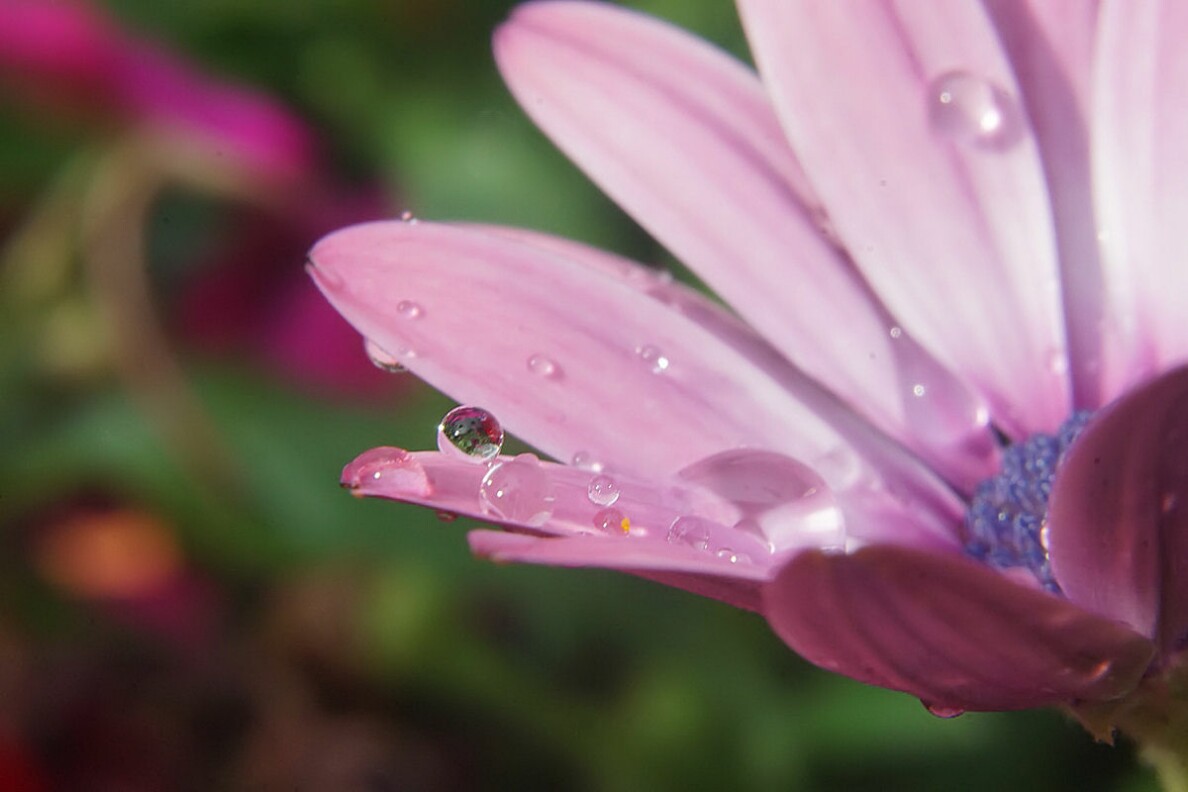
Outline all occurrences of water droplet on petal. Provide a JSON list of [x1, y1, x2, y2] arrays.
[[437, 406, 504, 463], [364, 338, 407, 373], [341, 447, 429, 496], [527, 353, 562, 379], [571, 451, 604, 473], [922, 701, 965, 719], [635, 344, 669, 373], [889, 326, 903, 339], [667, 515, 712, 551], [592, 507, 628, 535], [479, 455, 555, 527], [912, 383, 926, 398], [587, 475, 620, 507], [399, 210, 414, 222], [715, 547, 751, 565], [928, 71, 1022, 150], [396, 300, 423, 319]]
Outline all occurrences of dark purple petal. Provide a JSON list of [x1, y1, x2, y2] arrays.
[[763, 545, 1154, 710], [1048, 366, 1188, 656]]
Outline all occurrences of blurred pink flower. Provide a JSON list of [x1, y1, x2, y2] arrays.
[[309, 1, 1187, 712], [0, 0, 315, 184]]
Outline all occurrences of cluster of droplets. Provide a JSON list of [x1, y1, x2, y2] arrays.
[[963, 411, 1093, 591]]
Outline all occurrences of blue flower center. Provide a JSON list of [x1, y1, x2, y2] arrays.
[[962, 411, 1093, 592]]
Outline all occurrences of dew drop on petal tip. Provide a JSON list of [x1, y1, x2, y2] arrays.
[[479, 457, 555, 527], [396, 300, 423, 319], [364, 338, 406, 373], [437, 405, 504, 463], [342, 447, 429, 495], [527, 353, 562, 379], [927, 71, 1021, 150], [635, 344, 669, 374], [922, 701, 965, 719], [587, 474, 620, 507]]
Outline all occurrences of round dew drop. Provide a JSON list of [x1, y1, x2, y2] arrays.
[[437, 405, 504, 463], [587, 474, 620, 507], [927, 71, 1021, 150], [479, 455, 555, 527], [592, 508, 627, 535]]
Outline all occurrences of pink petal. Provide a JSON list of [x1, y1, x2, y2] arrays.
[[1092, 0, 1188, 402], [738, 1, 1071, 436], [309, 222, 948, 519], [763, 545, 1155, 711], [469, 531, 763, 612], [985, 0, 1106, 408], [494, 2, 994, 479], [1047, 366, 1188, 654]]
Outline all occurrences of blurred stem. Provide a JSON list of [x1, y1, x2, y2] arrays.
[[80, 142, 241, 493]]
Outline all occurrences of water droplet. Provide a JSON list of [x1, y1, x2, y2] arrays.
[[571, 451, 604, 473], [888, 326, 903, 339], [928, 71, 1021, 150], [922, 701, 965, 719], [399, 210, 414, 222], [592, 508, 628, 535], [587, 475, 620, 507], [396, 300, 423, 319], [912, 383, 926, 397], [635, 344, 669, 373], [527, 353, 562, 379], [341, 447, 429, 496], [667, 515, 712, 551], [479, 455, 555, 527], [437, 406, 504, 463], [715, 547, 751, 564], [364, 338, 406, 373]]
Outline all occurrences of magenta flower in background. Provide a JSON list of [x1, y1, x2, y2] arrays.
[[309, 0, 1188, 720]]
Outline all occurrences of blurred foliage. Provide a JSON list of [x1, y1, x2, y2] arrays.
[[0, 1, 1159, 790]]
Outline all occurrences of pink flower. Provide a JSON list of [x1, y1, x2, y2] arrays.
[[308, 1, 1187, 713], [0, 0, 315, 184]]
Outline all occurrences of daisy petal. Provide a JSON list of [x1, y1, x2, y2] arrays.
[[738, 0, 1070, 435], [986, 0, 1105, 408], [493, 1, 994, 478], [1092, 0, 1188, 400], [763, 545, 1155, 711], [1048, 366, 1188, 653], [310, 221, 961, 543]]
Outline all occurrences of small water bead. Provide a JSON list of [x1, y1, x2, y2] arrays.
[[635, 344, 669, 374], [715, 548, 751, 565], [479, 454, 555, 527], [587, 475, 620, 507], [364, 338, 407, 373], [592, 508, 629, 535], [927, 71, 1021, 150], [571, 450, 604, 473], [911, 383, 926, 397], [437, 405, 504, 463], [527, 353, 562, 379], [396, 300, 423, 319]]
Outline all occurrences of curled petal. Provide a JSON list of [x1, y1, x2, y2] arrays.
[[1048, 366, 1188, 655], [763, 544, 1155, 711]]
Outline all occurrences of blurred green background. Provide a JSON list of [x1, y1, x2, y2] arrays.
[[0, 1, 1158, 789]]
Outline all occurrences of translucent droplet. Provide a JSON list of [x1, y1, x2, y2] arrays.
[[396, 300, 423, 319], [912, 383, 926, 397], [666, 516, 713, 551], [364, 338, 406, 373], [437, 405, 504, 463], [928, 71, 1021, 150], [571, 451, 604, 473], [527, 353, 561, 379], [592, 507, 628, 535], [479, 455, 555, 527], [587, 475, 620, 507], [715, 547, 751, 564], [635, 344, 669, 373], [888, 326, 903, 339], [399, 209, 414, 222], [341, 447, 429, 496], [923, 701, 965, 719]]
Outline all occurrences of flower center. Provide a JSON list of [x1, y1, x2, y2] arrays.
[[962, 411, 1093, 592]]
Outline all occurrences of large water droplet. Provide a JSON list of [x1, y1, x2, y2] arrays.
[[635, 344, 669, 373], [396, 300, 423, 319], [527, 353, 562, 379], [437, 406, 504, 463], [666, 515, 713, 551], [364, 338, 406, 373], [479, 454, 555, 526], [928, 71, 1022, 150], [592, 507, 628, 535], [341, 447, 429, 496], [587, 474, 620, 507], [678, 450, 844, 553]]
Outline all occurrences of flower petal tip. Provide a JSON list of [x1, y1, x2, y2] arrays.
[[341, 446, 432, 499]]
